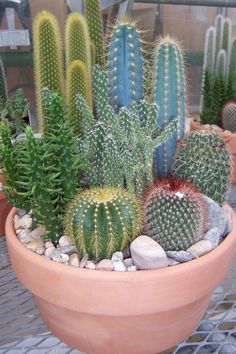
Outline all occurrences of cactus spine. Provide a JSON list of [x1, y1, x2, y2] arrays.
[[107, 20, 144, 111], [153, 36, 186, 178], [33, 11, 64, 131], [84, 0, 105, 68], [222, 100, 236, 132], [0, 57, 7, 112], [173, 131, 232, 205], [64, 187, 142, 261], [143, 178, 205, 251]]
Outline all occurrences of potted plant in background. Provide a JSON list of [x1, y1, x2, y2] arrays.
[[190, 14, 236, 183], [1, 1, 236, 353]]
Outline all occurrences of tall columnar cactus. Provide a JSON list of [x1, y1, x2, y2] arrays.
[[143, 178, 205, 251], [173, 131, 232, 205], [214, 15, 224, 69], [0, 57, 7, 112], [222, 100, 236, 132], [84, 0, 105, 68], [229, 38, 236, 80], [153, 36, 186, 178], [66, 60, 92, 133], [222, 18, 231, 62], [203, 26, 216, 74], [33, 11, 64, 130], [107, 20, 144, 111], [64, 187, 142, 261], [216, 49, 227, 77]]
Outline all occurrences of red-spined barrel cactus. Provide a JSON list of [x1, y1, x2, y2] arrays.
[[143, 178, 205, 251], [222, 100, 236, 132]]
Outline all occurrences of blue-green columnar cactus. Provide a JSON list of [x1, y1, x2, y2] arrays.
[[153, 36, 186, 178], [203, 26, 216, 73], [214, 14, 224, 69], [64, 187, 142, 261], [216, 49, 227, 77], [107, 20, 144, 111]]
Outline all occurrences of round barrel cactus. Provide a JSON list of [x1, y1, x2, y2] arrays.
[[64, 187, 142, 261], [222, 101, 236, 132], [173, 131, 232, 205], [143, 178, 205, 251]]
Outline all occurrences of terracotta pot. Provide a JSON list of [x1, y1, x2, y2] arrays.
[[0, 170, 12, 236], [6, 207, 236, 354], [190, 118, 236, 184]]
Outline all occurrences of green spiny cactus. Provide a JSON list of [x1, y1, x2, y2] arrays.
[[143, 178, 205, 251], [222, 100, 236, 132], [214, 14, 224, 69], [216, 49, 227, 77], [90, 41, 96, 67], [33, 11, 64, 130], [0, 57, 7, 112], [107, 20, 144, 111], [84, 0, 105, 68], [203, 26, 216, 74], [153, 36, 186, 177], [64, 187, 142, 261], [66, 60, 92, 133], [229, 37, 236, 85], [173, 131, 232, 205], [222, 18, 231, 63]]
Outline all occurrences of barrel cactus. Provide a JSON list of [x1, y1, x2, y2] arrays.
[[64, 187, 142, 261], [143, 178, 205, 251], [222, 101, 236, 132], [173, 131, 232, 205]]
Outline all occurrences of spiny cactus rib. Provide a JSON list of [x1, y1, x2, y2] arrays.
[[222, 101, 236, 132], [229, 37, 236, 79], [216, 49, 227, 77], [64, 187, 142, 261], [84, 0, 105, 68], [203, 26, 216, 73], [0, 57, 7, 112], [222, 18, 231, 64], [173, 131, 232, 205], [108, 21, 144, 111], [143, 178, 205, 251], [214, 15, 224, 70], [33, 11, 64, 131], [153, 36, 186, 178]]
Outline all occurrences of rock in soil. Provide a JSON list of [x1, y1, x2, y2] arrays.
[[79, 254, 89, 268], [203, 227, 221, 248], [187, 240, 213, 258], [14, 214, 33, 230], [123, 258, 133, 267], [59, 235, 73, 247], [111, 251, 124, 262], [44, 246, 56, 259], [26, 240, 44, 252], [203, 196, 229, 236], [85, 261, 96, 270], [29, 227, 46, 241], [69, 254, 80, 267], [113, 260, 127, 272], [96, 259, 114, 271], [167, 258, 180, 266], [166, 250, 193, 263], [127, 265, 137, 271]]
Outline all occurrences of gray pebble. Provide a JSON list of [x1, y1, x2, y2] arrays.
[[111, 252, 123, 262], [203, 196, 228, 236], [18, 209, 26, 218], [167, 258, 180, 266], [219, 344, 236, 353], [79, 254, 89, 268], [123, 258, 133, 267], [166, 250, 193, 263], [51, 245, 77, 258], [203, 227, 221, 248], [127, 265, 137, 271], [113, 260, 127, 272]]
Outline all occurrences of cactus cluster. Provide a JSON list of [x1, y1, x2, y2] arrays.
[[64, 187, 142, 261], [222, 100, 236, 132], [143, 178, 205, 251], [173, 131, 232, 205], [153, 36, 186, 178]]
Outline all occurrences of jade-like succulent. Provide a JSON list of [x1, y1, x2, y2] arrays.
[[143, 178, 205, 251], [64, 187, 142, 261], [173, 131, 232, 205], [222, 100, 236, 132]]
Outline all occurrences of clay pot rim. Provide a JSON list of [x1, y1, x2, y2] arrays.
[[6, 207, 236, 281]]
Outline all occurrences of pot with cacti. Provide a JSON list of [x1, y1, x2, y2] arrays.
[[2, 3, 236, 354], [191, 14, 236, 183]]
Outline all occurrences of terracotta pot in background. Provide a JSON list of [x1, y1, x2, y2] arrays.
[[190, 118, 236, 184], [0, 171, 12, 236], [5, 207, 236, 354]]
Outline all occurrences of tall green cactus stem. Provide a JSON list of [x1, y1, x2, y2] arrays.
[[90, 41, 96, 67], [143, 178, 205, 251], [173, 131, 232, 205], [64, 187, 142, 261], [84, 0, 105, 68], [216, 49, 227, 77], [0, 57, 7, 112], [66, 60, 92, 133], [229, 38, 236, 81], [203, 26, 216, 73], [222, 18, 231, 64], [153, 36, 186, 177], [214, 15, 224, 69], [107, 21, 144, 111], [33, 11, 64, 131], [222, 100, 236, 132]]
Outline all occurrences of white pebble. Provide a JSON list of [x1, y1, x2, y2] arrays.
[[111, 252, 123, 262], [96, 259, 114, 271], [69, 254, 80, 267], [85, 261, 96, 270], [14, 214, 33, 230], [123, 258, 133, 267], [79, 254, 89, 268], [29, 227, 45, 241], [113, 260, 127, 272], [127, 265, 137, 271], [45, 241, 54, 249], [59, 235, 73, 247], [44, 246, 56, 258], [187, 240, 213, 258]]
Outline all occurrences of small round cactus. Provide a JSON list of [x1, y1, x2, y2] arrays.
[[222, 101, 236, 132], [64, 187, 142, 261], [143, 178, 205, 251], [173, 131, 232, 205]]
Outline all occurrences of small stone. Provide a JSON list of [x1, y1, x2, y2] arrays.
[[14, 214, 20, 225], [203, 196, 229, 236], [187, 240, 213, 258], [166, 250, 193, 262], [69, 253, 80, 267], [18, 209, 26, 218], [79, 254, 89, 268], [52, 254, 69, 263], [123, 247, 131, 258], [18, 229, 31, 244], [14, 214, 33, 230], [45, 241, 54, 249], [111, 252, 123, 262], [221, 203, 233, 237], [113, 260, 127, 272], [26, 240, 44, 252], [51, 245, 77, 258], [167, 258, 180, 266], [130, 235, 168, 270], [123, 258, 133, 267], [59, 235, 73, 247], [29, 227, 46, 241], [96, 259, 114, 271], [44, 246, 56, 258], [35, 247, 46, 255], [16, 229, 21, 235], [211, 124, 223, 132], [203, 227, 221, 248], [219, 344, 236, 354], [127, 265, 137, 271], [85, 261, 96, 270], [203, 124, 211, 130]]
